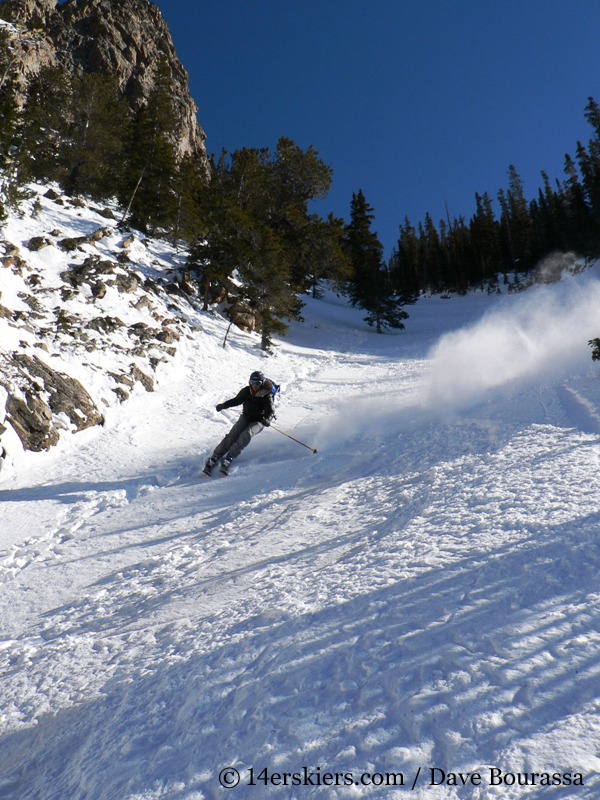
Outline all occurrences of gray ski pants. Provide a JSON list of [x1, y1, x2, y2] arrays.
[[212, 414, 265, 461]]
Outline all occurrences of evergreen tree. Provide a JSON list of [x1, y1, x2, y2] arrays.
[[170, 154, 207, 245], [299, 212, 351, 298], [188, 150, 248, 311], [389, 96, 600, 302], [14, 68, 130, 202], [528, 171, 570, 259], [345, 190, 407, 333], [61, 72, 131, 200], [239, 215, 301, 351], [120, 60, 180, 234], [15, 66, 72, 185], [269, 138, 340, 293], [0, 29, 18, 158], [563, 152, 595, 251], [506, 164, 534, 271], [0, 28, 21, 215], [391, 217, 421, 300], [190, 140, 345, 349], [442, 215, 473, 293], [469, 192, 499, 286], [497, 187, 515, 276], [575, 99, 600, 244], [423, 211, 446, 290]]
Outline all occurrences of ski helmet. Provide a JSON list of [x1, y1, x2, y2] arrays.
[[249, 371, 265, 388]]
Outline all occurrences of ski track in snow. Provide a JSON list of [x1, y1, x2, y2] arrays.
[[2, 275, 600, 798]]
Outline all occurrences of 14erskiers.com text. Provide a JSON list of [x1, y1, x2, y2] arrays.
[[233, 764, 586, 789]]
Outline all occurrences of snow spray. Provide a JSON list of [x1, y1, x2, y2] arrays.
[[420, 272, 600, 411]]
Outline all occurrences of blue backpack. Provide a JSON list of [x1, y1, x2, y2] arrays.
[[265, 378, 280, 404]]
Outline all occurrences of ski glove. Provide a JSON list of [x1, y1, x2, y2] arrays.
[[262, 418, 271, 427], [216, 404, 224, 412]]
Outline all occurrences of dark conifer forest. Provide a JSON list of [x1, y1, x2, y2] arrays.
[[391, 99, 600, 299]]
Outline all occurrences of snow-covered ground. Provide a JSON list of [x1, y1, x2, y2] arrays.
[[2, 195, 600, 799]]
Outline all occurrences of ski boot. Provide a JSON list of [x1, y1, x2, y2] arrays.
[[202, 455, 218, 476], [219, 454, 234, 476]]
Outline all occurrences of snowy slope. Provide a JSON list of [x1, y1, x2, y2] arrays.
[[2, 194, 600, 799]]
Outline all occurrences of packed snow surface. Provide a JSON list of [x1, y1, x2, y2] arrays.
[[2, 216, 600, 797]]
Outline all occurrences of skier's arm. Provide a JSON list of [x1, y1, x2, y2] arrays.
[[216, 387, 247, 412], [262, 395, 275, 423]]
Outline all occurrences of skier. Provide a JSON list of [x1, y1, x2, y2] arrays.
[[203, 371, 276, 476]]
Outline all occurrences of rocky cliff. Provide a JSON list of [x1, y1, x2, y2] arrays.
[[1, 0, 208, 164]]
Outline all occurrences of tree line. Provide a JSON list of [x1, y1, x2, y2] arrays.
[[3, 21, 600, 347], [390, 99, 600, 299]]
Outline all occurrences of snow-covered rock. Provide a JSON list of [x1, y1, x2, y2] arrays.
[[0, 183, 202, 473]]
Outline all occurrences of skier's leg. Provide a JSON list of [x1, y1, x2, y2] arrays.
[[212, 416, 249, 459], [227, 420, 264, 460]]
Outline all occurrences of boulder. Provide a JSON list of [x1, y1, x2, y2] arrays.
[[1, 354, 104, 452]]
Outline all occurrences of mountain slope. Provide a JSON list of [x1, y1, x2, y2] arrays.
[[2, 194, 600, 798]]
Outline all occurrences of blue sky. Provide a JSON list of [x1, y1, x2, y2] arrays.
[[158, 0, 600, 256]]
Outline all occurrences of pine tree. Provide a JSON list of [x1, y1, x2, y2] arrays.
[[422, 211, 445, 290], [239, 216, 300, 351], [0, 28, 21, 215], [190, 139, 345, 349], [345, 190, 407, 333], [469, 192, 499, 287], [528, 171, 570, 259], [391, 217, 421, 300], [188, 150, 248, 311], [119, 60, 180, 234], [506, 164, 534, 271], [14, 67, 131, 202], [441, 215, 473, 293], [237, 140, 344, 349], [15, 66, 72, 185], [269, 138, 349, 296], [563, 152, 595, 251], [301, 213, 351, 298], [497, 187, 515, 277], [170, 154, 207, 245], [0, 29, 18, 156], [575, 98, 600, 244], [61, 72, 131, 200]]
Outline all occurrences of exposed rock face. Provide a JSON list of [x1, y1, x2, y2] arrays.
[[3, 0, 208, 164], [4, 0, 56, 26], [1, 353, 104, 451]]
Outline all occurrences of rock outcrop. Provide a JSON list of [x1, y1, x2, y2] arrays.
[[2, 0, 208, 164], [1, 353, 104, 451]]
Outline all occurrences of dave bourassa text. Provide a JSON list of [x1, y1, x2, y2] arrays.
[[428, 768, 584, 787]]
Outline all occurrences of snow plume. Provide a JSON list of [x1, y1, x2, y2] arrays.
[[421, 271, 600, 411], [533, 250, 580, 284]]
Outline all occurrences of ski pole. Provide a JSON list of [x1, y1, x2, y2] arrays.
[[269, 423, 317, 454]]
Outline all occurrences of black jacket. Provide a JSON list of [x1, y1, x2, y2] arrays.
[[220, 385, 275, 422]]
